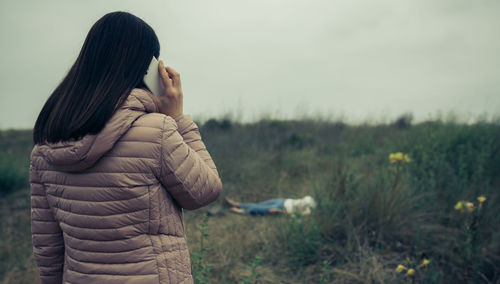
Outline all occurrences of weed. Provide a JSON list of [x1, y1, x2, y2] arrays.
[[238, 255, 263, 284], [319, 260, 333, 284], [191, 214, 213, 284], [276, 213, 321, 268]]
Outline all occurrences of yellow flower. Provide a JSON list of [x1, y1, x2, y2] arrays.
[[396, 264, 407, 273], [464, 202, 474, 212], [477, 196, 486, 203], [406, 268, 415, 276], [454, 201, 463, 211], [421, 258, 430, 266], [395, 152, 403, 160], [403, 154, 411, 163], [389, 152, 410, 163], [389, 153, 397, 163]]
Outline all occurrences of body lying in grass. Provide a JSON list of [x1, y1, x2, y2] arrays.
[[225, 196, 316, 215]]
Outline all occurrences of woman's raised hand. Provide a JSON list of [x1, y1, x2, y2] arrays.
[[156, 60, 183, 118]]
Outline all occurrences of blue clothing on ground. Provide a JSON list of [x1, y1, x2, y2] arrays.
[[238, 198, 285, 215]]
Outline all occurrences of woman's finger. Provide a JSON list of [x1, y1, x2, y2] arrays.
[[158, 60, 173, 89], [165, 66, 181, 87]]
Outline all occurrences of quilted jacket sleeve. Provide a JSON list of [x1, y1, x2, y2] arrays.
[[30, 161, 65, 284], [157, 114, 222, 210]]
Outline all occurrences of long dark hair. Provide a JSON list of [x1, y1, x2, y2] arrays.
[[33, 11, 160, 144]]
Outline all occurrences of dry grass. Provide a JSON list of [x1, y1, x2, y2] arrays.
[[1, 118, 499, 283]]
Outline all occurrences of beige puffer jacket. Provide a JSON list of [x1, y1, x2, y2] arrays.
[[29, 88, 222, 284]]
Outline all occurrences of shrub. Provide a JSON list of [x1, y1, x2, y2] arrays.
[[276, 213, 322, 268], [202, 118, 232, 131], [0, 153, 27, 196], [392, 113, 413, 129]]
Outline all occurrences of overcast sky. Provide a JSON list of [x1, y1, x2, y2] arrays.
[[1, 0, 499, 128]]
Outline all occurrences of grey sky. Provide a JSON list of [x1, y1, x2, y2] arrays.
[[1, 0, 499, 129]]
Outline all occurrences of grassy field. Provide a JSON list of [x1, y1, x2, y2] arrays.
[[0, 116, 499, 283]]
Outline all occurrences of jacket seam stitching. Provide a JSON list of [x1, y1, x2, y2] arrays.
[[43, 191, 149, 203], [65, 243, 150, 254], [147, 184, 162, 283], [101, 156, 158, 160], [37, 169, 155, 174], [160, 116, 165, 185], [62, 232, 145, 242], [53, 206, 149, 217], [115, 140, 160, 144], [59, 220, 148, 230], [157, 207, 168, 283], [65, 249, 153, 265], [64, 263, 157, 276], [158, 118, 168, 283], [43, 182, 158, 188]]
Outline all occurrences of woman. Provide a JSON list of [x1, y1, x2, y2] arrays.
[[225, 196, 316, 216], [30, 12, 222, 284]]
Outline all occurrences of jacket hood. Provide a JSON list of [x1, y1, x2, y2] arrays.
[[36, 88, 158, 172]]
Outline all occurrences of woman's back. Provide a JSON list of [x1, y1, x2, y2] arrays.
[[30, 88, 222, 283]]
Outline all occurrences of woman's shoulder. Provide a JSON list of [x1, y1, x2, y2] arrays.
[[134, 113, 196, 133], [121, 113, 182, 142], [134, 112, 173, 129], [124, 113, 197, 146], [123, 113, 177, 141]]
